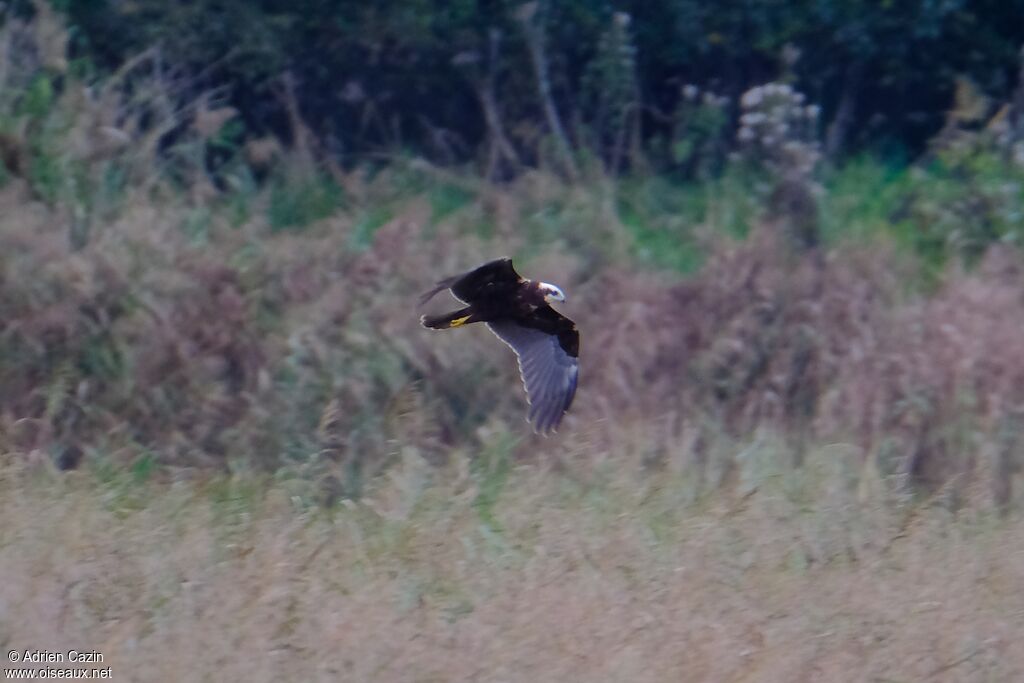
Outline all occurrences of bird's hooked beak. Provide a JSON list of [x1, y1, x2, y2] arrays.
[[539, 282, 566, 303]]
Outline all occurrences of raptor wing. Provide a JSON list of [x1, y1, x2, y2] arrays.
[[419, 258, 521, 306], [486, 317, 579, 434]]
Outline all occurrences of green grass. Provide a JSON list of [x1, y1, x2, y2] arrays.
[[613, 170, 761, 273], [350, 205, 396, 249], [822, 152, 1024, 280], [429, 183, 475, 224], [267, 171, 345, 232], [820, 155, 913, 244]]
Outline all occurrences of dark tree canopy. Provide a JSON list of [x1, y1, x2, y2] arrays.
[[45, 0, 1024, 170]]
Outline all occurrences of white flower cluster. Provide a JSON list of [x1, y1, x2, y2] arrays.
[[736, 82, 821, 178], [987, 109, 1024, 169], [680, 83, 728, 109]]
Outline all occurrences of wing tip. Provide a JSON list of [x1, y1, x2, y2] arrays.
[[418, 285, 445, 307], [529, 397, 568, 435]]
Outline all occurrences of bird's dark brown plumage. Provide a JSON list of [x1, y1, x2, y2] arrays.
[[420, 258, 579, 434]]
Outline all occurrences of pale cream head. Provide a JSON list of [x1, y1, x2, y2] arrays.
[[538, 282, 566, 303]]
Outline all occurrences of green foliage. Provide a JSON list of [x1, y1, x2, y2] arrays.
[[130, 452, 157, 485], [55, 0, 1024, 173], [350, 205, 395, 249], [615, 170, 758, 272], [820, 156, 912, 243], [822, 147, 1024, 274], [18, 74, 56, 120], [661, 90, 731, 178], [428, 183, 475, 223], [916, 144, 1024, 265], [267, 171, 344, 232], [580, 13, 638, 168]]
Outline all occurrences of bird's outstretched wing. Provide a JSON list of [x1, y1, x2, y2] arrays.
[[419, 258, 521, 306], [486, 319, 579, 434]]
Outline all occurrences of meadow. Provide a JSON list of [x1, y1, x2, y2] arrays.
[[4, 447, 1023, 682], [2, 7, 1024, 681], [4, 144, 1024, 682]]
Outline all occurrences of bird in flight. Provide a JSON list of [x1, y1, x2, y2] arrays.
[[420, 258, 579, 434]]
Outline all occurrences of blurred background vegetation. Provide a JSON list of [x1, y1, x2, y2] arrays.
[[49, 0, 1024, 170], [1, 0, 1024, 514]]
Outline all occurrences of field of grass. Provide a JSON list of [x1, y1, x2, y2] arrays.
[[4, 153, 1024, 679], [3, 11, 1024, 681], [3, 445, 1023, 682]]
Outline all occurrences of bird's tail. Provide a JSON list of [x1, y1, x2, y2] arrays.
[[421, 307, 476, 330]]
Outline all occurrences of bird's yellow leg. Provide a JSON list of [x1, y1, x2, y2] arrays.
[[449, 315, 472, 328]]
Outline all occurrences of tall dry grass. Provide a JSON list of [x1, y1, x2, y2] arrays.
[[0, 8, 1022, 515], [2, 453, 1022, 682], [3, 155, 1024, 510]]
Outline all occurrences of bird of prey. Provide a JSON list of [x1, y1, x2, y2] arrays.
[[420, 258, 579, 434]]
